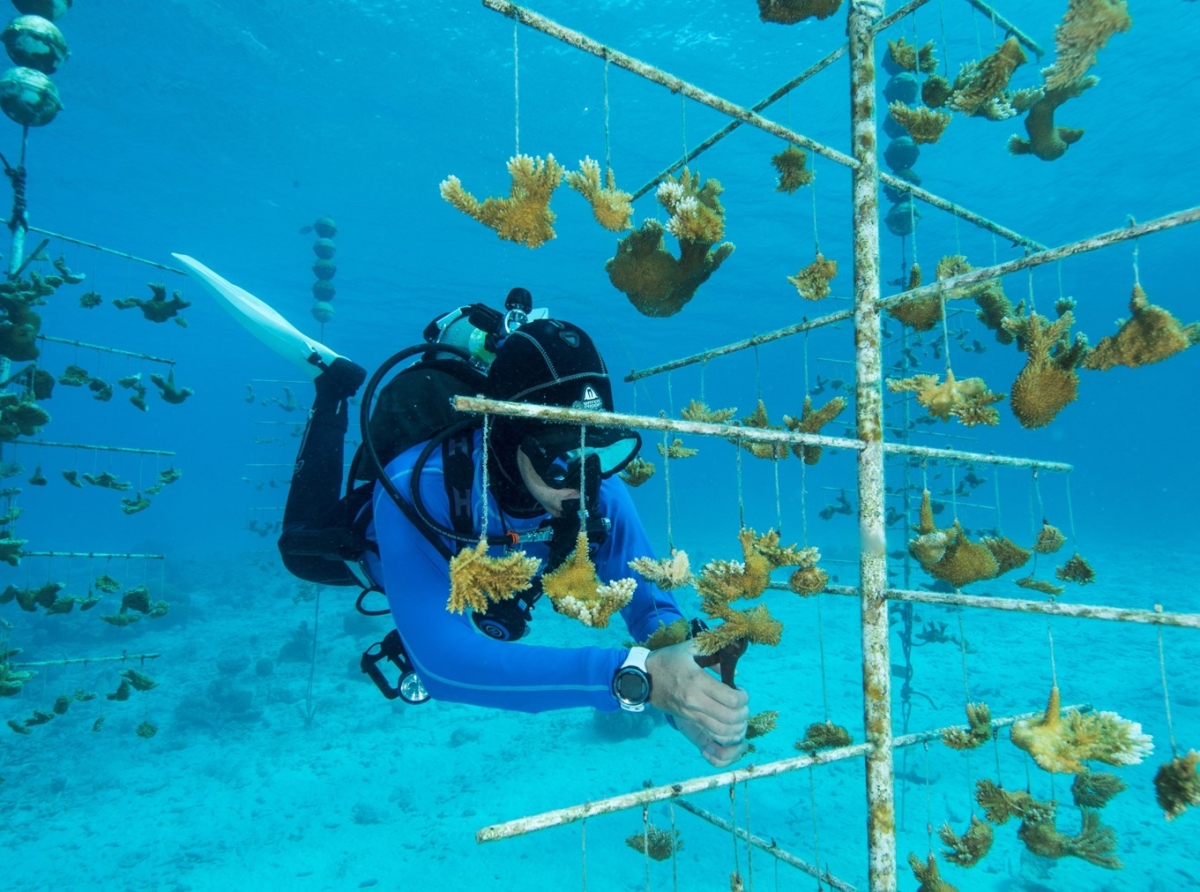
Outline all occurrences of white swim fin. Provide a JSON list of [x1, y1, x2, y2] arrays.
[[171, 253, 343, 379]]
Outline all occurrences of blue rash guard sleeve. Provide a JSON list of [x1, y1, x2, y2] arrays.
[[367, 433, 684, 714]]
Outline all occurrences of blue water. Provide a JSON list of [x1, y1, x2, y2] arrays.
[[1, 1, 1198, 889]]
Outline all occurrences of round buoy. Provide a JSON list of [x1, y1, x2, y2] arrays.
[[0, 65, 61, 126], [312, 237, 336, 260], [311, 300, 335, 324], [2, 15, 68, 74], [12, 0, 71, 22]]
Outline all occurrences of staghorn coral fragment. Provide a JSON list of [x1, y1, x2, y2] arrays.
[[120, 669, 158, 691], [1055, 552, 1095, 585], [982, 536, 1031, 575], [1011, 685, 1153, 774], [439, 154, 564, 249], [628, 550, 692, 591], [564, 157, 633, 232], [158, 467, 182, 486], [23, 709, 54, 727], [1083, 283, 1200, 370], [747, 710, 779, 739], [887, 263, 943, 332], [112, 283, 191, 323], [106, 680, 132, 700], [1071, 768, 1127, 809], [447, 540, 539, 615], [542, 532, 634, 628], [121, 586, 153, 614], [1003, 311, 1089, 428], [784, 395, 846, 464], [52, 694, 71, 715], [974, 778, 1056, 826], [57, 363, 91, 386], [736, 400, 789, 461], [1017, 807, 1122, 869], [625, 824, 683, 860], [27, 465, 46, 485], [943, 702, 994, 750], [657, 438, 698, 459], [642, 618, 691, 650], [0, 536, 27, 566], [0, 394, 50, 440], [79, 290, 102, 308], [1015, 575, 1065, 596], [7, 718, 31, 734], [1154, 751, 1200, 821], [938, 815, 994, 867], [693, 603, 782, 654], [1041, 0, 1132, 92], [975, 282, 1019, 345], [888, 37, 938, 74], [1008, 77, 1095, 161], [787, 565, 829, 596], [771, 145, 813, 193], [908, 852, 957, 892], [606, 220, 735, 317], [135, 721, 158, 739], [657, 169, 728, 243], [948, 37, 1027, 117], [618, 457, 655, 487], [147, 600, 170, 619], [795, 720, 853, 754], [757, 0, 842, 24], [92, 717, 104, 732], [150, 369, 194, 405], [788, 253, 837, 301], [82, 470, 132, 491], [681, 399, 737, 424], [888, 101, 951, 145], [924, 522, 1001, 588], [1033, 522, 1067, 554], [101, 612, 140, 627], [94, 573, 121, 593], [120, 493, 152, 515], [887, 369, 1005, 427], [922, 74, 954, 108]]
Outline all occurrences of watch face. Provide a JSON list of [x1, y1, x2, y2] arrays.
[[615, 668, 649, 704]]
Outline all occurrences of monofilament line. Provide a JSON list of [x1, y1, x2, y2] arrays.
[[603, 55, 612, 176], [1157, 619, 1180, 758], [480, 415, 492, 542]]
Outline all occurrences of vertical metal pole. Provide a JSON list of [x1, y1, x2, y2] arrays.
[[1, 128, 29, 390], [848, 2, 896, 890]]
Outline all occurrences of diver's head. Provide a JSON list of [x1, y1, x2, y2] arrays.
[[485, 319, 641, 515]]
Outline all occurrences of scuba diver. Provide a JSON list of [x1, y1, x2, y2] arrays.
[[279, 292, 748, 768]]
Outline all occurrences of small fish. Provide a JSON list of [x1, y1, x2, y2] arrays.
[[299, 224, 313, 235]]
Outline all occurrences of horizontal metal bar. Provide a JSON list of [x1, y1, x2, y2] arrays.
[[675, 799, 859, 892], [485, 0, 1041, 250], [19, 551, 165, 559], [14, 440, 176, 457], [963, 0, 1044, 56], [0, 219, 186, 275], [12, 652, 162, 668], [37, 335, 176, 365], [883, 442, 1069, 472], [893, 703, 1091, 749]]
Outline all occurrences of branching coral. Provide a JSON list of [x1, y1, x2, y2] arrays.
[[1055, 552, 1095, 585], [82, 470, 132, 491], [94, 573, 121, 593], [657, 169, 728, 243], [446, 540, 539, 614], [0, 393, 50, 440], [1083, 283, 1200, 370], [542, 532, 634, 628], [1154, 751, 1200, 821], [771, 145, 813, 194], [657, 438, 698, 459], [625, 824, 683, 860], [787, 565, 829, 596], [907, 852, 957, 892], [796, 720, 853, 754], [887, 369, 1005, 427], [1033, 522, 1067, 554], [788, 253, 837, 301], [737, 400, 790, 460], [642, 617, 691, 650], [150, 369, 194, 405], [938, 815, 994, 867], [1041, 0, 1132, 92], [1003, 311, 1089, 428], [439, 154, 565, 248], [1016, 575, 1065, 597], [1008, 77, 1096, 161], [887, 264, 943, 331], [606, 220, 735, 317], [1011, 685, 1153, 774], [681, 399, 737, 424], [784, 396, 846, 464], [618, 457, 656, 486], [121, 585, 153, 614], [58, 364, 91, 386], [888, 102, 951, 145], [112, 283, 191, 323], [915, 521, 1001, 589], [1017, 807, 1122, 869], [888, 37, 938, 74], [943, 702, 994, 750], [1071, 768, 1127, 809], [120, 493, 152, 515], [757, 0, 842, 24], [982, 536, 1031, 575], [947, 37, 1028, 117], [628, 550, 692, 591], [974, 779, 1057, 826], [564, 157, 632, 232], [747, 710, 779, 739]]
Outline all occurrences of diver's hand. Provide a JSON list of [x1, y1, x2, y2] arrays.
[[314, 356, 367, 402], [647, 640, 749, 767]]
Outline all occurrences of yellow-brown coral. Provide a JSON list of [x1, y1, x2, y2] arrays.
[[1055, 552, 1095, 585], [888, 37, 938, 74], [886, 369, 1005, 427], [887, 264, 943, 332], [606, 220, 735, 317], [542, 532, 634, 628], [1008, 78, 1095, 161], [440, 154, 564, 248], [787, 565, 829, 596], [948, 37, 1028, 117], [982, 536, 1031, 575], [1032, 522, 1067, 554], [1082, 283, 1200, 370], [564, 157, 633, 231], [888, 101, 951, 145], [1017, 808, 1122, 870], [642, 618, 691, 650], [626, 824, 683, 860], [1154, 751, 1200, 821], [943, 702, 994, 751], [788, 253, 837, 301], [924, 522, 1001, 589], [938, 815, 994, 867], [975, 779, 1056, 825], [681, 399, 737, 424], [757, 0, 842, 24], [1010, 685, 1153, 774], [693, 602, 782, 654], [1071, 768, 1127, 809], [657, 169, 727, 243], [1003, 311, 1089, 429], [772, 145, 813, 194], [628, 550, 692, 591], [447, 541, 540, 614], [747, 711, 779, 739], [784, 395, 847, 464], [737, 400, 789, 461], [907, 852, 958, 892], [1016, 575, 1065, 597], [657, 438, 698, 459], [619, 457, 656, 486], [796, 721, 853, 754], [1041, 0, 1132, 92]]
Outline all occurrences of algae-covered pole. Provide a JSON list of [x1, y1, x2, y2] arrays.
[[0, 219, 187, 275], [885, 588, 1200, 629], [36, 335, 176, 365], [15, 440, 175, 457], [962, 0, 1044, 57], [848, 3, 896, 889], [12, 652, 162, 668], [630, 0, 936, 200], [20, 551, 165, 559], [674, 799, 860, 892], [883, 441, 1070, 472]]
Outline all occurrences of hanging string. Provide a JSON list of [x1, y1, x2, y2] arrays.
[[753, 345, 763, 403], [743, 782, 755, 892], [939, 292, 953, 379], [936, 0, 952, 79], [603, 55, 612, 177], [1046, 622, 1059, 688], [736, 438, 746, 530], [729, 787, 741, 880], [479, 415, 492, 544], [669, 801, 679, 892], [1056, 260, 1066, 304], [578, 426, 588, 527], [699, 359, 707, 404], [808, 768, 825, 892], [773, 457, 783, 534], [949, 464, 959, 522], [817, 594, 831, 722], [993, 468, 1004, 535], [663, 430, 675, 551], [667, 370, 676, 417], [641, 805, 652, 892], [1064, 473, 1079, 545], [992, 726, 1005, 788], [1026, 265, 1038, 315], [956, 612, 972, 702], [923, 740, 934, 855], [513, 22, 521, 156], [1132, 231, 1142, 285], [1157, 622, 1180, 758], [800, 458, 810, 548], [809, 154, 821, 256], [581, 817, 588, 892], [680, 94, 689, 169]]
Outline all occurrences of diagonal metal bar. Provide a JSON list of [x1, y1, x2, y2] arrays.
[[0, 218, 187, 275], [630, 0, 935, 201], [624, 205, 1200, 382], [36, 334, 176, 365], [483, 0, 1043, 250], [963, 0, 1045, 57]]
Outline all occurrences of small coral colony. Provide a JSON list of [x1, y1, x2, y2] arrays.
[[438, 0, 1199, 880]]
